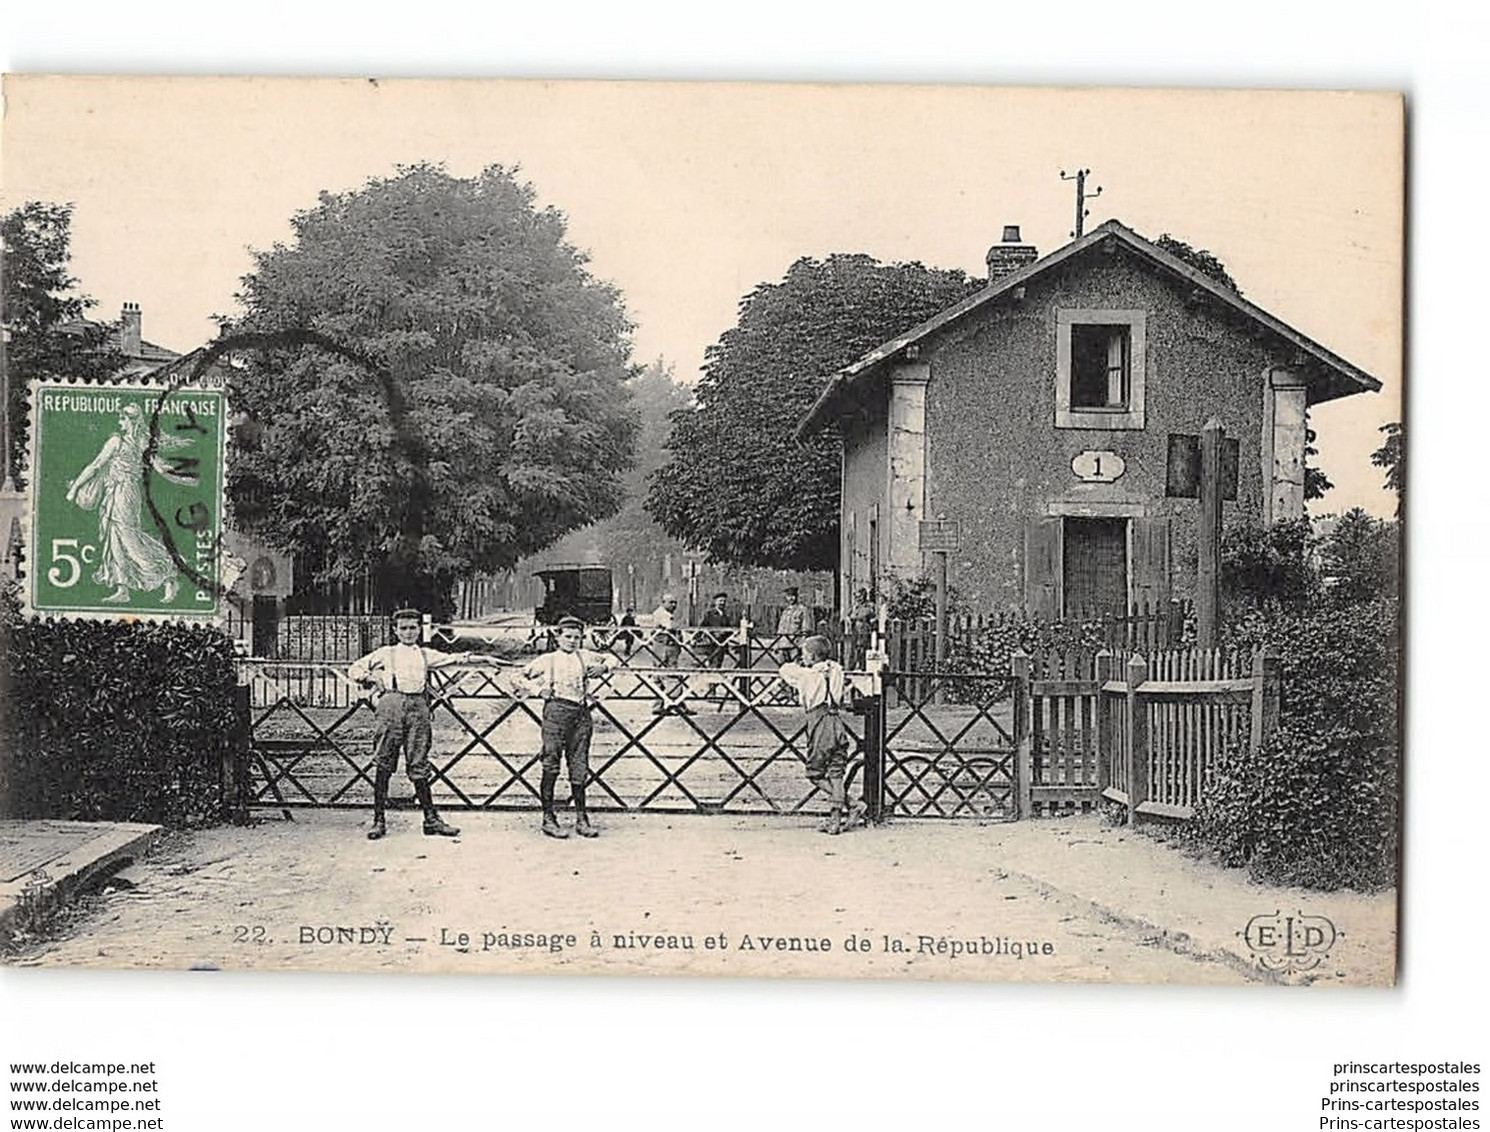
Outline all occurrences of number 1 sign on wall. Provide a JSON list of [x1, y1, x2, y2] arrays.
[[26, 382, 227, 620]]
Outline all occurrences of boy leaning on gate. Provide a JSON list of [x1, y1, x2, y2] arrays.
[[778, 635, 868, 835], [348, 608, 504, 841], [517, 615, 620, 840]]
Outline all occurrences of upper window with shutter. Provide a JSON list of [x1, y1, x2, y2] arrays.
[[1055, 309, 1146, 430]]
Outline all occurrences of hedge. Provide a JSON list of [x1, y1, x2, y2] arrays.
[[1194, 595, 1400, 891], [0, 584, 239, 828]]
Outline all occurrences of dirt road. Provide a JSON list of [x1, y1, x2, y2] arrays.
[[9, 809, 1394, 985]]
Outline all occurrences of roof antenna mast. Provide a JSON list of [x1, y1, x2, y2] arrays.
[[1060, 168, 1102, 239]]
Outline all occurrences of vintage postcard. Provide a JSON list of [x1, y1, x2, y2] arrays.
[[0, 77, 1402, 986]]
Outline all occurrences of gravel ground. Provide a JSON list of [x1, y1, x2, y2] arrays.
[[8, 810, 1395, 986]]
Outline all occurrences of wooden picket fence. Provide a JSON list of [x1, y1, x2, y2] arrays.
[[1000, 644, 1277, 821]]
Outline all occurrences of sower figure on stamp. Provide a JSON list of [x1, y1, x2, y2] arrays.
[[64, 402, 195, 605], [519, 615, 619, 839], [348, 608, 495, 841], [779, 635, 867, 835]]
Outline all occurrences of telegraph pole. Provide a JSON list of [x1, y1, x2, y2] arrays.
[[1060, 168, 1102, 239]]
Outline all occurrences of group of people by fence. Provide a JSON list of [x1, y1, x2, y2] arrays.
[[607, 584, 881, 671], [345, 601, 873, 845]]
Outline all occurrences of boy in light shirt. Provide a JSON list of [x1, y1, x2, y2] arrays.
[[348, 608, 498, 841], [519, 615, 619, 839], [778, 635, 867, 834]]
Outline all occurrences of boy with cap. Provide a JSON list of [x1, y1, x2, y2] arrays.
[[349, 608, 497, 841], [779, 635, 867, 834], [519, 615, 619, 838]]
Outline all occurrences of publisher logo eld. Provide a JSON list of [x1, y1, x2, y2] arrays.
[[1243, 910, 1337, 974]]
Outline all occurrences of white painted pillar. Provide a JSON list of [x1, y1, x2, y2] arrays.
[[1268, 367, 1308, 522], [887, 362, 930, 576]]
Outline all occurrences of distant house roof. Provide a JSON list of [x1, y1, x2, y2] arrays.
[[56, 316, 180, 371], [56, 317, 231, 385], [796, 219, 1383, 439]]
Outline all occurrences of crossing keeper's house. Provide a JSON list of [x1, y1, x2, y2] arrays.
[[795, 220, 1381, 616]]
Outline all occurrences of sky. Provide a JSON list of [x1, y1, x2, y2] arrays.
[[2, 78, 1401, 513]]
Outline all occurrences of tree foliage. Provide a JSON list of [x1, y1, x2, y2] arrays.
[[1155, 233, 1240, 293], [1220, 517, 1319, 616], [225, 164, 636, 611], [1320, 507, 1399, 606], [522, 357, 692, 570], [2, 202, 125, 485], [1304, 417, 1333, 501], [647, 255, 980, 571], [1371, 421, 1403, 511]]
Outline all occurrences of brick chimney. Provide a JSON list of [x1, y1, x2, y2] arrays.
[[985, 225, 1038, 282], [119, 302, 142, 357]]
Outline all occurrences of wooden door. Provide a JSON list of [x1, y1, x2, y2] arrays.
[[1062, 517, 1128, 616]]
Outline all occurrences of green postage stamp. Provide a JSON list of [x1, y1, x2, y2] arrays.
[[26, 381, 228, 619]]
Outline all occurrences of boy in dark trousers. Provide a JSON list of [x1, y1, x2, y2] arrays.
[[519, 615, 619, 839], [779, 635, 867, 834], [349, 608, 496, 841]]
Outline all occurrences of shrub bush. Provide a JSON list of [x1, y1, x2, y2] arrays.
[[1221, 516, 1318, 617], [1320, 508, 1400, 607], [0, 584, 239, 827], [942, 615, 1110, 680], [1195, 595, 1399, 890]]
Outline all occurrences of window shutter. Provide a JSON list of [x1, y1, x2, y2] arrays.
[[1130, 515, 1172, 611], [1023, 517, 1063, 620], [1106, 330, 1126, 406]]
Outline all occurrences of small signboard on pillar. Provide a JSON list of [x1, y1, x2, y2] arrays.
[[917, 520, 961, 554], [918, 518, 959, 670]]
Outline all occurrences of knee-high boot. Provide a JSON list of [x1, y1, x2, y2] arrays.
[[415, 779, 459, 837], [367, 769, 390, 840], [573, 782, 598, 838], [540, 769, 568, 838]]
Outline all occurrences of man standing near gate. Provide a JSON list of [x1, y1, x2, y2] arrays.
[[649, 592, 691, 715], [700, 591, 734, 669], [349, 608, 498, 842], [775, 586, 812, 662]]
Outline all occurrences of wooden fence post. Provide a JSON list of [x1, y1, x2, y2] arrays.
[[1011, 649, 1032, 819], [1125, 653, 1149, 825], [1094, 648, 1114, 793], [1197, 418, 1226, 648], [862, 693, 886, 824], [1250, 649, 1281, 752], [226, 683, 251, 825]]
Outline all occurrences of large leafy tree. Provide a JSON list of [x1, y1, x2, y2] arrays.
[[522, 357, 691, 571], [647, 255, 979, 571], [226, 164, 636, 610], [2, 202, 125, 485]]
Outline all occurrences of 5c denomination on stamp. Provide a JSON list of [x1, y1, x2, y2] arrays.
[[27, 381, 228, 619]]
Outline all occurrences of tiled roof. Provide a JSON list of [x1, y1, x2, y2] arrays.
[[796, 219, 1382, 439]]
